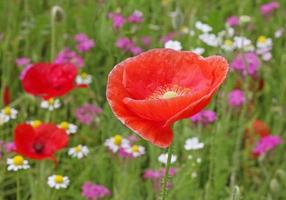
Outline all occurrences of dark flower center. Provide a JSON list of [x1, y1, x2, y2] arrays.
[[33, 142, 45, 154]]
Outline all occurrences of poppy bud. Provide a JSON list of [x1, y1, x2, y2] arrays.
[[51, 5, 64, 22], [270, 179, 280, 193]]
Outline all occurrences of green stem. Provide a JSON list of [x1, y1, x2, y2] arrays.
[[16, 173, 20, 200], [50, 8, 56, 61], [160, 143, 173, 200]]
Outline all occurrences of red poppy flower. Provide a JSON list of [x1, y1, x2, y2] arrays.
[[21, 63, 78, 100], [14, 123, 68, 160], [3, 86, 10, 106], [107, 49, 228, 148]]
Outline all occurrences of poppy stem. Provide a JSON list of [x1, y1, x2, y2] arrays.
[[16, 172, 20, 200], [50, 9, 56, 61], [160, 143, 173, 200]]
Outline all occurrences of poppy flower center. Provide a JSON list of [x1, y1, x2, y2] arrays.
[[54, 175, 64, 183], [148, 85, 191, 100], [161, 91, 178, 99], [13, 156, 24, 166], [33, 142, 45, 154]]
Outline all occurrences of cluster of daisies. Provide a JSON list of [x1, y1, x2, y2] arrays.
[[104, 135, 145, 158]]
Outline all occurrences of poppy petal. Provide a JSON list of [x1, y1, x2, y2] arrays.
[[14, 124, 37, 156], [22, 63, 77, 99], [107, 60, 173, 147]]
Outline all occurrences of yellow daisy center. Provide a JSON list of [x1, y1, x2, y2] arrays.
[[59, 121, 69, 130], [81, 72, 88, 79], [224, 39, 233, 46], [13, 156, 24, 166], [258, 36, 266, 44], [113, 135, 122, 145], [74, 146, 81, 153], [54, 175, 64, 184], [48, 98, 54, 105], [131, 145, 139, 153], [31, 120, 42, 128], [3, 107, 11, 115]]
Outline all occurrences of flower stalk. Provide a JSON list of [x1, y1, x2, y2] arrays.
[[160, 143, 173, 200]]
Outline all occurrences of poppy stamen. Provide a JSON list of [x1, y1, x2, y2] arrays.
[[33, 142, 45, 154], [148, 84, 191, 100]]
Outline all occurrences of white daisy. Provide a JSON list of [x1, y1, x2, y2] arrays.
[[192, 47, 205, 55], [40, 98, 61, 111], [0, 106, 18, 123], [125, 144, 145, 157], [198, 33, 221, 47], [104, 135, 130, 153], [164, 40, 182, 51], [0, 114, 6, 126], [58, 121, 77, 134], [184, 137, 204, 150], [47, 175, 70, 189], [221, 39, 235, 51], [195, 21, 212, 33], [256, 35, 272, 49], [158, 153, 177, 165], [7, 155, 30, 171], [75, 72, 92, 86], [68, 145, 89, 159], [233, 36, 254, 50]]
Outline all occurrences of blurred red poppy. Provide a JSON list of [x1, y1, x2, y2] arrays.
[[14, 123, 68, 160], [2, 86, 10, 106], [107, 49, 228, 148], [21, 63, 77, 100]]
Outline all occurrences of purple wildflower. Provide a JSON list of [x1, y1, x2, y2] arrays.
[[228, 89, 245, 107], [54, 48, 84, 68], [75, 104, 102, 125], [81, 182, 111, 200], [231, 52, 261, 76], [128, 10, 144, 23], [16, 57, 31, 68], [4, 142, 15, 153], [226, 16, 240, 27], [160, 32, 175, 43], [260, 1, 279, 16], [130, 46, 142, 55], [252, 135, 282, 156], [143, 169, 161, 180], [140, 36, 152, 46], [74, 33, 95, 53], [191, 110, 217, 125], [115, 37, 134, 51], [108, 12, 125, 29]]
